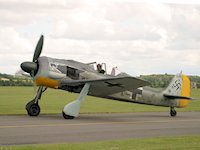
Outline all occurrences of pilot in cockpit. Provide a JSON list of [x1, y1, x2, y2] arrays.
[[97, 64, 105, 74]]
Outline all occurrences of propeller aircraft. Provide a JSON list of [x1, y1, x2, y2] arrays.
[[20, 35, 192, 119]]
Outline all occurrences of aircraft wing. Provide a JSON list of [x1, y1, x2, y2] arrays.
[[59, 76, 150, 97]]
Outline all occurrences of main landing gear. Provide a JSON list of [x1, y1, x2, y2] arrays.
[[26, 83, 90, 119], [26, 86, 47, 116], [170, 107, 177, 117], [62, 83, 90, 119]]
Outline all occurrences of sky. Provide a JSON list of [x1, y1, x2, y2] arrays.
[[0, 0, 200, 76]]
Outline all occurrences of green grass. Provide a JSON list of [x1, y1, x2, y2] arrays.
[[0, 87, 199, 115], [1, 135, 200, 150]]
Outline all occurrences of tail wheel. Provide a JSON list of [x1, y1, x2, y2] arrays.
[[170, 107, 177, 117]]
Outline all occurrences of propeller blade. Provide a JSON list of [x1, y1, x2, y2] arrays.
[[30, 70, 35, 77], [33, 35, 44, 62], [33, 79, 37, 93]]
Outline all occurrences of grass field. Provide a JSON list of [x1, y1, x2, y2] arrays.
[[1, 135, 200, 150], [0, 87, 199, 115]]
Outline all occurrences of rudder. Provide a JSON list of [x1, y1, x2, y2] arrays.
[[163, 73, 191, 108]]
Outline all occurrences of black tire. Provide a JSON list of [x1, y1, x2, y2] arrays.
[[170, 110, 177, 117], [27, 104, 40, 116], [26, 100, 35, 110], [62, 111, 75, 119]]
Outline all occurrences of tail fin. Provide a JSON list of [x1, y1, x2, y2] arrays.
[[163, 73, 191, 108]]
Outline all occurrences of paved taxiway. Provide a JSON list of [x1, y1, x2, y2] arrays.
[[0, 112, 200, 145]]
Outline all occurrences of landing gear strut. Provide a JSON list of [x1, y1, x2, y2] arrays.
[[26, 86, 47, 116], [170, 107, 177, 117]]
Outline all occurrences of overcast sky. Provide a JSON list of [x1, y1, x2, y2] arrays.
[[0, 0, 200, 76]]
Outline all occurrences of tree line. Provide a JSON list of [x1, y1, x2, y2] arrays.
[[0, 73, 33, 86], [0, 73, 200, 88], [140, 74, 200, 88]]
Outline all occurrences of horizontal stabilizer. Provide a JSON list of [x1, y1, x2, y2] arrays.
[[163, 94, 192, 100]]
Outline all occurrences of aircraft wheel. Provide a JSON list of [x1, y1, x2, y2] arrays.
[[26, 103, 40, 116], [62, 111, 75, 119], [170, 109, 177, 117], [26, 100, 35, 110]]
